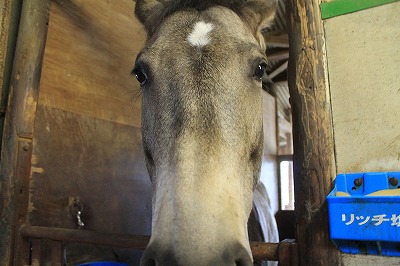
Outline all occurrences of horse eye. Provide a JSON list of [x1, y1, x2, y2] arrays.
[[254, 62, 267, 80], [132, 67, 148, 86]]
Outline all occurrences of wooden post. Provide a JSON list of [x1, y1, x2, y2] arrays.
[[0, 0, 51, 264], [286, 0, 341, 265], [0, 0, 22, 113]]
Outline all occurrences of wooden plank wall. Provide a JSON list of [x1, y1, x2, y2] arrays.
[[0, 1, 52, 264], [1, 0, 282, 264], [28, 1, 151, 264], [0, 0, 22, 139], [38, 0, 145, 127]]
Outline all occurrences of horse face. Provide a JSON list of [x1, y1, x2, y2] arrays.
[[133, 1, 276, 265]]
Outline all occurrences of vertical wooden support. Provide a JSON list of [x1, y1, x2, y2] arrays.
[[278, 239, 299, 266], [51, 241, 63, 266], [0, 0, 22, 115], [286, 0, 341, 265], [31, 239, 42, 266], [0, 0, 51, 264], [13, 142, 33, 265]]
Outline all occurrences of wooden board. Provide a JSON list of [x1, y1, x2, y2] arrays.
[[29, 105, 152, 264], [325, 1, 400, 173], [341, 253, 400, 266], [0, 1, 51, 264], [23, 1, 151, 263], [39, 0, 146, 127], [0, 0, 18, 110]]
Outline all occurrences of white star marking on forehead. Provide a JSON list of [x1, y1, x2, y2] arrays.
[[187, 21, 214, 48]]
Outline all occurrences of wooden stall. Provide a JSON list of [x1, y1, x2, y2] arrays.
[[2, 0, 398, 265], [0, 0, 294, 265], [287, 0, 400, 265], [0, 0, 153, 264]]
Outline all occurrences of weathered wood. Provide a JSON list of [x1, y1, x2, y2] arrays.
[[29, 104, 152, 230], [12, 225, 30, 266], [20, 225, 295, 262], [31, 239, 42, 266], [20, 225, 151, 250], [51, 241, 63, 266], [29, 105, 152, 264], [8, 1, 150, 263], [39, 0, 146, 128], [0, 0, 22, 113], [278, 239, 299, 266], [12, 142, 33, 266], [341, 253, 400, 266], [251, 242, 279, 261], [286, 0, 340, 265], [0, 0, 51, 265]]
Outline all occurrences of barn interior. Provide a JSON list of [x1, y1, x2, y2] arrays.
[[1, 0, 399, 265], [0, 0, 294, 264]]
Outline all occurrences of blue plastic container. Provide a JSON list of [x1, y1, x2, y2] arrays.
[[327, 172, 400, 256]]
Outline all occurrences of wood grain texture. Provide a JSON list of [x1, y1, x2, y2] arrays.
[[342, 253, 400, 266], [28, 105, 152, 264], [26, 4, 151, 261], [39, 0, 146, 128], [30, 105, 152, 232], [0, 0, 50, 264], [286, 0, 340, 265], [0, 0, 19, 111], [19, 225, 294, 262]]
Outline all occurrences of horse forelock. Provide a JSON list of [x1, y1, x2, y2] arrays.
[[136, 0, 263, 38], [187, 21, 214, 48]]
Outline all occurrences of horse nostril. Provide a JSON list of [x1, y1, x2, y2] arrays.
[[141, 244, 179, 266], [140, 246, 157, 266], [141, 258, 156, 266], [222, 243, 253, 266], [235, 258, 250, 266], [234, 255, 253, 266]]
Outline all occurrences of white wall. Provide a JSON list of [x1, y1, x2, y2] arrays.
[[325, 2, 400, 174], [324, 2, 400, 264], [260, 91, 279, 215]]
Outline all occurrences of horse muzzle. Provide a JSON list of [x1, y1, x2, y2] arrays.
[[140, 240, 253, 266]]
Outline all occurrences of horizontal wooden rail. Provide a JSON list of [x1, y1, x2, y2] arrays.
[[20, 225, 298, 263], [20, 225, 150, 250]]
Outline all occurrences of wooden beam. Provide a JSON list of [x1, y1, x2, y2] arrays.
[[264, 34, 289, 48], [0, 0, 51, 265], [286, 0, 341, 265], [0, 0, 22, 114], [268, 60, 288, 79], [19, 225, 297, 263], [267, 50, 289, 61]]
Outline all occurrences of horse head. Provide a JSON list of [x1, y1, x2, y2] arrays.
[[133, 1, 276, 265]]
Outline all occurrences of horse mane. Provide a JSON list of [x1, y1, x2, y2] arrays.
[[135, 0, 249, 36]]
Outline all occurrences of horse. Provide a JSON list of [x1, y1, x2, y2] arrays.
[[132, 0, 278, 265]]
